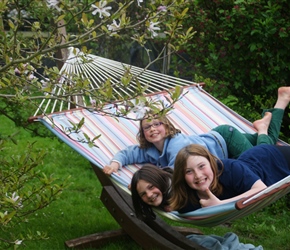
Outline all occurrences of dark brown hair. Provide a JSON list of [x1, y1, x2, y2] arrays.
[[131, 164, 172, 220]]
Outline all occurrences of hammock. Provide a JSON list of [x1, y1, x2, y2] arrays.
[[30, 82, 290, 227], [29, 50, 290, 248]]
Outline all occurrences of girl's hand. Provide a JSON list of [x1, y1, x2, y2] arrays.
[[103, 162, 120, 175], [199, 188, 221, 207]]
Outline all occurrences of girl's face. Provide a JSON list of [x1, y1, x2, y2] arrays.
[[136, 179, 163, 207], [141, 119, 167, 151], [184, 155, 214, 194]]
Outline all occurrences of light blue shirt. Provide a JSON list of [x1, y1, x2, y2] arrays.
[[112, 131, 228, 168]]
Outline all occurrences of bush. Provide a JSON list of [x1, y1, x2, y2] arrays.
[[0, 135, 68, 248], [171, 0, 290, 139]]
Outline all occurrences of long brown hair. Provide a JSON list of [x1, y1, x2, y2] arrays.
[[169, 144, 224, 211], [137, 113, 181, 149], [131, 164, 172, 220]]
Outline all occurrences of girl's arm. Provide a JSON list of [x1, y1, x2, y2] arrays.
[[103, 145, 157, 175], [199, 180, 267, 207]]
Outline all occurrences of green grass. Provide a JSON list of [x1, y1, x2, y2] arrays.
[[1, 115, 290, 250]]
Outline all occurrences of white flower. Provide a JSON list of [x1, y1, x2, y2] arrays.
[[46, 0, 61, 11], [11, 192, 20, 202], [107, 20, 120, 35], [91, 1, 112, 18], [130, 102, 150, 119], [28, 72, 36, 80], [15, 68, 21, 74], [7, 192, 23, 207], [90, 99, 96, 106], [148, 21, 161, 38], [157, 6, 167, 12], [14, 240, 23, 245], [136, 0, 143, 7], [41, 78, 50, 88]]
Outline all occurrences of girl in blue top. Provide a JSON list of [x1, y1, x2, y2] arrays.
[[104, 111, 276, 175], [170, 144, 290, 213], [103, 86, 290, 175]]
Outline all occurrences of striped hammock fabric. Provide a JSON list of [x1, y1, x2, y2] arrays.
[[30, 84, 290, 227]]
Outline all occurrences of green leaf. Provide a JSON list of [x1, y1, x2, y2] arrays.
[[55, 15, 66, 23], [249, 43, 256, 52], [81, 13, 88, 24]]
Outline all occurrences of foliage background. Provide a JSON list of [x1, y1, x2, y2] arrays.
[[169, 0, 290, 140], [85, 0, 290, 141], [1, 0, 290, 248]]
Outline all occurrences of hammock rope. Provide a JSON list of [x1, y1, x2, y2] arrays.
[[33, 47, 197, 117]]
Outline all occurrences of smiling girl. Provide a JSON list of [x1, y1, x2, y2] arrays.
[[103, 108, 279, 175], [130, 164, 172, 220], [170, 144, 290, 213], [103, 113, 228, 174]]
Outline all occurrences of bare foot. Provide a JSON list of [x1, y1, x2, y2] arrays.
[[253, 112, 272, 134], [274, 86, 290, 109]]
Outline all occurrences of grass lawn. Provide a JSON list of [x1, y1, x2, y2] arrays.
[[1, 115, 290, 250]]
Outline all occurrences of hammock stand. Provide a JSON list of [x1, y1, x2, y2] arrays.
[[29, 49, 290, 249]]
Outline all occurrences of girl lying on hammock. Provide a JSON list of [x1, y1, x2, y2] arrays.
[[103, 86, 290, 175], [170, 144, 290, 213]]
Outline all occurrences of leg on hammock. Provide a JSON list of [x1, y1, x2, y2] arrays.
[[244, 108, 283, 146], [253, 112, 274, 145], [245, 86, 290, 146], [213, 125, 254, 158], [214, 111, 278, 158]]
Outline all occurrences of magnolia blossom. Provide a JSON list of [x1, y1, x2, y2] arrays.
[[15, 63, 28, 75], [28, 72, 36, 80], [7, 192, 23, 207], [129, 102, 150, 119], [136, 0, 143, 7], [148, 21, 161, 38], [14, 240, 23, 245], [157, 6, 167, 12], [91, 1, 112, 18], [14, 68, 21, 74], [90, 99, 96, 106], [107, 20, 120, 35], [41, 78, 50, 88], [11, 192, 20, 202], [46, 0, 61, 11], [15, 63, 37, 81]]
